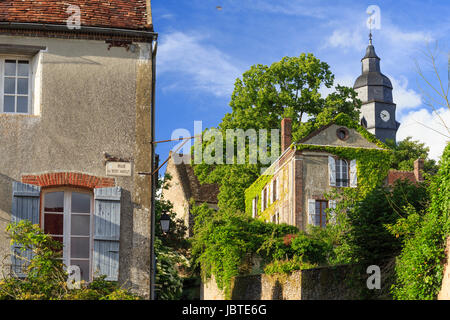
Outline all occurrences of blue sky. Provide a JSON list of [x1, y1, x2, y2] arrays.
[[152, 0, 450, 174]]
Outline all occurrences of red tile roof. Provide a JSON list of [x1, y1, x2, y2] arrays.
[[0, 0, 151, 31]]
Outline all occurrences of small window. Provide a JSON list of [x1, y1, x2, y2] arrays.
[[1, 59, 31, 114], [336, 127, 349, 141], [252, 197, 258, 218], [272, 178, 277, 202], [336, 159, 349, 187], [315, 200, 328, 228]]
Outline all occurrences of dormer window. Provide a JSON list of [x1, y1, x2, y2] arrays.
[[1, 58, 30, 114]]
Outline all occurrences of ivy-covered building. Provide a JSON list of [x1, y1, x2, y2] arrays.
[[245, 114, 392, 231]]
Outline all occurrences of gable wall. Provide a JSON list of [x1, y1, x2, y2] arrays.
[[302, 124, 381, 149]]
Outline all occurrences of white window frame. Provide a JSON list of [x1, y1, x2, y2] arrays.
[[41, 188, 94, 282], [0, 56, 32, 114], [336, 159, 349, 187]]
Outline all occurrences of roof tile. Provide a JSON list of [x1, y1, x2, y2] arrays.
[[0, 0, 151, 31]]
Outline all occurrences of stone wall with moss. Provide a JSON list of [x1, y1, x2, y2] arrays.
[[202, 263, 392, 300]]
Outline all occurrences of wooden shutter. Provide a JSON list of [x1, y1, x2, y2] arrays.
[[328, 156, 336, 187], [93, 187, 121, 281], [350, 159, 357, 187], [11, 182, 41, 277], [252, 198, 257, 218], [261, 189, 265, 211], [308, 199, 316, 226], [328, 200, 337, 224]]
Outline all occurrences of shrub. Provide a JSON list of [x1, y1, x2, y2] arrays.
[[0, 220, 139, 300], [390, 143, 450, 299]]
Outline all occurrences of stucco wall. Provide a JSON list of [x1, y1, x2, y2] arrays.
[[162, 156, 190, 234], [0, 35, 153, 297]]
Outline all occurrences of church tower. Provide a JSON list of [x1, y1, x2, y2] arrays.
[[353, 34, 400, 143]]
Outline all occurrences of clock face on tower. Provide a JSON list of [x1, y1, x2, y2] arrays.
[[380, 110, 390, 122]]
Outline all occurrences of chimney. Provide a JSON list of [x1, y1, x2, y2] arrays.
[[414, 158, 424, 182], [281, 118, 292, 153]]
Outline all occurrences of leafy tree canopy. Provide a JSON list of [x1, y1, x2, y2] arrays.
[[385, 137, 439, 175], [194, 53, 362, 212]]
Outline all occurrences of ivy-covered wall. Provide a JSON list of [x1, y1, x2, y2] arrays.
[[244, 113, 392, 225]]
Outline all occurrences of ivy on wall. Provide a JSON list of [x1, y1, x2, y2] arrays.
[[244, 113, 393, 220]]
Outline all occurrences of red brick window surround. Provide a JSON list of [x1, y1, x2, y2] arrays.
[[22, 172, 115, 189]]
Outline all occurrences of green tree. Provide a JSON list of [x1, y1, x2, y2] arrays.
[[194, 53, 361, 212], [385, 137, 439, 175], [390, 143, 450, 299]]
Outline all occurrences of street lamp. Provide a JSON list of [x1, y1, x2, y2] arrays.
[[160, 212, 171, 234]]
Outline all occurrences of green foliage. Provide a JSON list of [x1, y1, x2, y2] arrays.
[[155, 237, 188, 300], [390, 143, 450, 299], [0, 220, 138, 300], [194, 54, 362, 213], [290, 233, 330, 265], [264, 256, 317, 275], [338, 180, 430, 265], [155, 174, 190, 300], [190, 204, 299, 299], [385, 136, 439, 175]]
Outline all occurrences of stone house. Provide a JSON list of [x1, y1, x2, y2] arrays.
[[163, 152, 219, 237], [0, 0, 156, 298], [245, 116, 391, 230]]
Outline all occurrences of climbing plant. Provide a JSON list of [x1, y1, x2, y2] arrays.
[[389, 143, 450, 299]]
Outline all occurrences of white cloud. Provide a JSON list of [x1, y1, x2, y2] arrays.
[[390, 75, 422, 113], [157, 32, 242, 97], [324, 29, 366, 51], [383, 25, 434, 48], [397, 107, 450, 161]]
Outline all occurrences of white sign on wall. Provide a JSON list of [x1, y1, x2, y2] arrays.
[[106, 161, 132, 177]]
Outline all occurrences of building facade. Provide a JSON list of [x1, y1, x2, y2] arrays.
[[245, 117, 389, 231], [163, 152, 219, 237], [0, 0, 156, 298]]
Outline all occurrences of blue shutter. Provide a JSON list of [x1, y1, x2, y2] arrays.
[[93, 187, 121, 281], [11, 181, 41, 277]]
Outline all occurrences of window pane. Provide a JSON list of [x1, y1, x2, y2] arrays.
[[44, 192, 64, 212], [17, 78, 28, 94], [4, 77, 15, 94], [44, 213, 64, 235], [70, 237, 90, 259], [71, 215, 90, 236], [3, 96, 14, 112], [70, 259, 90, 282], [321, 209, 327, 228], [71, 192, 90, 213], [5, 60, 16, 76], [17, 96, 28, 113], [18, 61, 29, 76]]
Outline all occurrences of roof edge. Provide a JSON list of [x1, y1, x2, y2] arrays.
[[0, 22, 157, 41]]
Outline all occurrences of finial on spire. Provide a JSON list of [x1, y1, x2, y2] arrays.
[[368, 16, 373, 45]]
